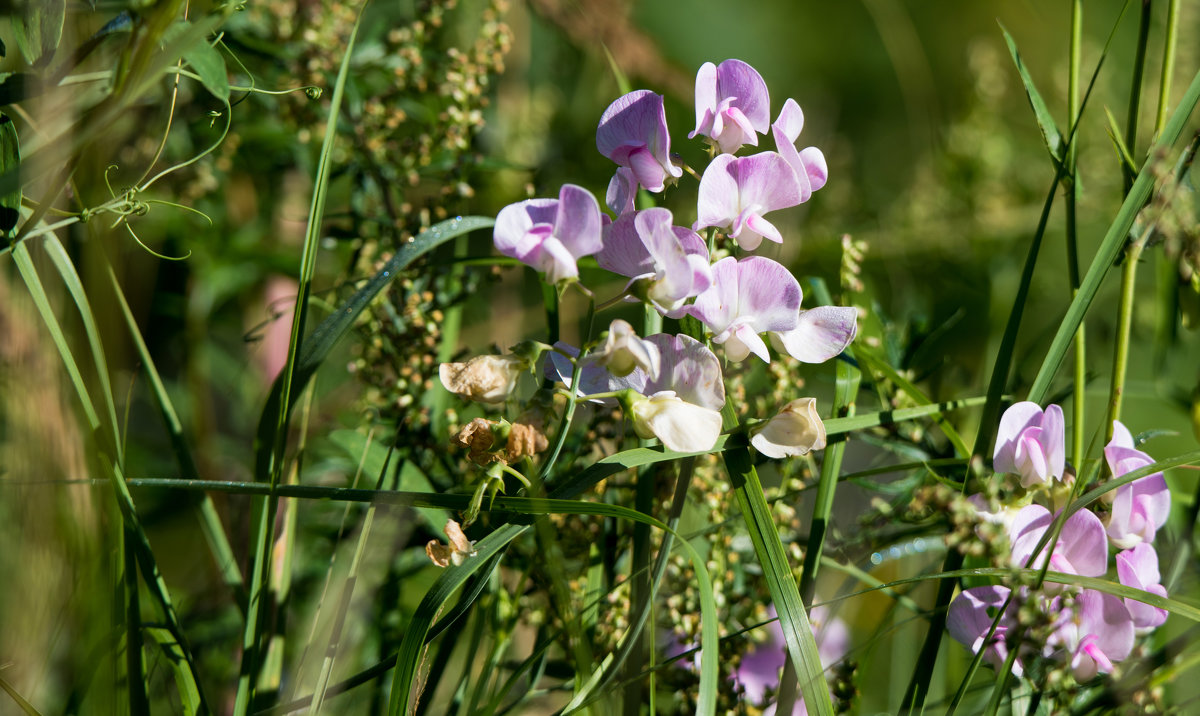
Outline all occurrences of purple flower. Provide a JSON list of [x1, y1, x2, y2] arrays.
[[1050, 590, 1135, 682], [1104, 420, 1170, 549], [1116, 543, 1168, 632], [605, 167, 637, 215], [686, 256, 802, 362], [690, 59, 771, 155], [1008, 504, 1107, 578], [547, 333, 726, 452], [993, 402, 1066, 487], [597, 90, 682, 194], [595, 208, 712, 317], [493, 184, 603, 284], [948, 585, 1025, 676], [693, 152, 804, 251], [768, 306, 858, 363], [772, 98, 828, 202], [734, 604, 849, 714]]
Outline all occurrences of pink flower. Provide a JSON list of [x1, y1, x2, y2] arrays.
[[1049, 590, 1135, 682], [1008, 505, 1107, 578], [1115, 543, 1169, 632], [693, 152, 804, 251], [493, 184, 602, 284], [597, 90, 682, 195], [1104, 420, 1170, 549], [768, 306, 858, 364], [595, 208, 712, 318], [734, 604, 849, 714], [690, 59, 772, 154], [686, 256, 802, 363], [993, 402, 1066, 487], [771, 98, 828, 202], [948, 585, 1025, 676]]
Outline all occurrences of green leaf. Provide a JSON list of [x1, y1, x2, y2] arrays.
[[11, 0, 66, 67], [725, 445, 833, 716], [0, 113, 20, 238], [164, 22, 230, 102], [1001, 24, 1065, 169], [252, 215, 494, 480]]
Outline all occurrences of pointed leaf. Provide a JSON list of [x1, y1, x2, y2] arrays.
[[1001, 24, 1065, 168]]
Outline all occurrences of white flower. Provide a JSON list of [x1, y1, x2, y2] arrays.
[[438, 354, 525, 404], [750, 397, 827, 458], [593, 319, 661, 379], [629, 390, 723, 453]]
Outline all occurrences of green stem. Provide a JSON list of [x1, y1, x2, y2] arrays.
[[1154, 0, 1181, 137], [1106, 240, 1145, 440], [1123, 0, 1153, 193], [1068, 0, 1085, 470]]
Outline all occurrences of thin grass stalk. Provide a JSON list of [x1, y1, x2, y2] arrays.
[[235, 7, 366, 712], [1067, 0, 1086, 470], [1123, 0, 1153, 194], [104, 258, 246, 608], [123, 528, 149, 716], [1155, 0, 1180, 136], [1152, 0, 1181, 368], [1105, 0, 1154, 440], [723, 436, 833, 716], [778, 358, 861, 716]]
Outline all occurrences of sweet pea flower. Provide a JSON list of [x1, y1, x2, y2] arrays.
[[592, 319, 661, 379], [597, 90, 682, 194], [948, 585, 1024, 677], [734, 604, 849, 714], [1104, 420, 1170, 549], [493, 184, 602, 284], [687, 256, 801, 362], [546, 334, 725, 452], [1049, 590, 1134, 682], [768, 306, 858, 363], [439, 354, 527, 405], [993, 402, 1066, 487], [751, 397, 827, 458], [689, 59, 771, 155], [595, 208, 712, 317], [1008, 504, 1107, 578], [693, 152, 804, 251], [629, 390, 723, 453], [1116, 543, 1169, 632], [606, 167, 637, 215], [772, 98, 828, 203]]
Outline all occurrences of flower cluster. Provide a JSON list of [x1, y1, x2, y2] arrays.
[[949, 402, 1171, 683], [442, 58, 857, 459]]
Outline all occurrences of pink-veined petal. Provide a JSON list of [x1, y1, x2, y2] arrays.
[[694, 154, 741, 233], [554, 184, 603, 259], [994, 402, 1046, 475], [769, 306, 858, 363]]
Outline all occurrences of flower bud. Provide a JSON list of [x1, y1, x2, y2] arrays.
[[593, 319, 661, 379], [750, 397, 826, 458]]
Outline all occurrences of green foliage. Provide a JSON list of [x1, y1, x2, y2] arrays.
[[3, 1, 1200, 714]]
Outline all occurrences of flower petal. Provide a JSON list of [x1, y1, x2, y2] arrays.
[[769, 306, 858, 363], [751, 397, 827, 458]]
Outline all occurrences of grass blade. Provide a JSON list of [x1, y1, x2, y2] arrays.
[[252, 215, 493, 480], [1028, 65, 1200, 404], [1000, 24, 1065, 169]]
